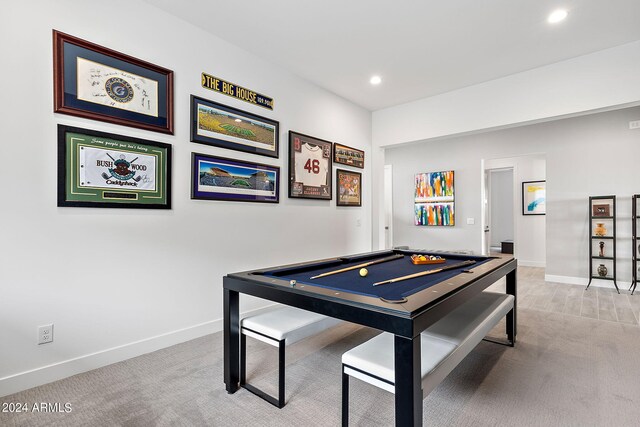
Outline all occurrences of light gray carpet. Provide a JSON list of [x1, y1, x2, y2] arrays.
[[2, 268, 640, 426]]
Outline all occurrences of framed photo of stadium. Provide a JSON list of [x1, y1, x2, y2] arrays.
[[190, 95, 279, 158], [334, 143, 364, 169], [57, 125, 171, 209], [288, 131, 332, 200], [191, 153, 280, 203], [336, 169, 362, 207], [53, 30, 174, 134]]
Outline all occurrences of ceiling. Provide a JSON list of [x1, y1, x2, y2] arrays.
[[146, 0, 640, 111]]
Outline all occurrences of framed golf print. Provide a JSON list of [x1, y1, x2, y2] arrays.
[[191, 153, 280, 203], [58, 125, 171, 209], [53, 30, 174, 134], [288, 131, 332, 200], [336, 169, 362, 207], [190, 95, 279, 158], [334, 143, 364, 169]]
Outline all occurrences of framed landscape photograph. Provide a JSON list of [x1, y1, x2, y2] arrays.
[[333, 143, 364, 168], [288, 131, 332, 200], [336, 169, 362, 207], [191, 153, 279, 203], [190, 95, 279, 158], [58, 125, 171, 209], [522, 180, 546, 215], [53, 30, 174, 134], [414, 170, 455, 226]]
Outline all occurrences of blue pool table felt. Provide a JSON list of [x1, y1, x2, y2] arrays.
[[264, 254, 492, 302]]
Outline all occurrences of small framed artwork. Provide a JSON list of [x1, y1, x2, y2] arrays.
[[522, 180, 546, 215], [53, 30, 174, 134], [190, 95, 279, 158], [334, 143, 364, 169], [58, 125, 171, 209], [336, 169, 362, 207], [288, 131, 332, 200], [592, 204, 610, 217], [191, 153, 279, 203], [414, 171, 455, 226]]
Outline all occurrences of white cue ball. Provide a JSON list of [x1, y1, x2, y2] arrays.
[[359, 268, 368, 277]]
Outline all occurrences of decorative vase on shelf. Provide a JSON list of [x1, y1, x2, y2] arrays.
[[594, 223, 607, 236], [599, 241, 605, 257], [597, 264, 608, 277]]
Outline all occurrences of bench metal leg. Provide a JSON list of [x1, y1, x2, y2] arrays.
[[240, 335, 286, 408], [342, 367, 349, 427], [506, 268, 517, 346]]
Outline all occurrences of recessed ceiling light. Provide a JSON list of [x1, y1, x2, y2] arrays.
[[548, 9, 568, 24], [370, 75, 382, 85]]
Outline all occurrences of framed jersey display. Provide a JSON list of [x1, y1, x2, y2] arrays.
[[288, 131, 332, 200]]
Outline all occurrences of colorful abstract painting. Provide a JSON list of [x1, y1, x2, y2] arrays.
[[522, 180, 546, 215], [414, 171, 455, 226]]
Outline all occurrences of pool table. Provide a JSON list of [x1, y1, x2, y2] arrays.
[[223, 249, 517, 426]]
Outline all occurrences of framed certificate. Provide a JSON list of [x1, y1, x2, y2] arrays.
[[58, 125, 171, 209], [53, 30, 174, 134], [288, 131, 332, 200]]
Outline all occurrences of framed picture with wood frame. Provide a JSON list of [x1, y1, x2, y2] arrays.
[[288, 131, 332, 200], [53, 30, 174, 134], [58, 125, 171, 209], [336, 169, 362, 207], [190, 95, 279, 158], [333, 143, 364, 168]]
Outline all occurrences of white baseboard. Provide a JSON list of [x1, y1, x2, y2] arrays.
[[518, 260, 546, 268], [545, 274, 631, 289], [0, 304, 277, 398]]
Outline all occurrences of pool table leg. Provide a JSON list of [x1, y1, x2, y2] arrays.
[[224, 285, 240, 393], [506, 267, 517, 346], [394, 334, 422, 427]]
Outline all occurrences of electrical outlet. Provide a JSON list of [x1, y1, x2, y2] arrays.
[[356, 218, 361, 227], [630, 120, 640, 129], [38, 324, 53, 345], [467, 218, 475, 225]]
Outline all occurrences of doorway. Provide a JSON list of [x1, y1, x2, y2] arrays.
[[486, 168, 514, 254]]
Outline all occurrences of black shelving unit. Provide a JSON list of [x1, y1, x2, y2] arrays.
[[587, 195, 619, 293], [631, 194, 639, 295]]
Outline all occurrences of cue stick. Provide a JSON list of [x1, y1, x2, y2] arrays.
[[372, 260, 477, 286], [309, 254, 405, 279]]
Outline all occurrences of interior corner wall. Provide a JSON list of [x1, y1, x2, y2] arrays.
[[384, 106, 640, 284], [0, 0, 372, 396]]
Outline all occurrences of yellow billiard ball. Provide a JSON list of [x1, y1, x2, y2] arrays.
[[359, 268, 368, 277]]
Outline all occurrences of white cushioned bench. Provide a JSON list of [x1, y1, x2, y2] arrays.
[[341, 291, 514, 425], [241, 306, 342, 408]]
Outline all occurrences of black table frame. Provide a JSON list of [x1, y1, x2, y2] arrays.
[[223, 250, 517, 426]]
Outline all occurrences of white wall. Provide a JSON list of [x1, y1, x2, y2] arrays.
[[0, 1, 372, 396], [372, 40, 640, 147], [384, 106, 639, 281], [371, 42, 640, 251]]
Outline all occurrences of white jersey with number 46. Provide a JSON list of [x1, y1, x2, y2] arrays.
[[295, 143, 328, 187]]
